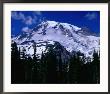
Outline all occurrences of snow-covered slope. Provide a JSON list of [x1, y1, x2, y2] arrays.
[[12, 20, 100, 57]]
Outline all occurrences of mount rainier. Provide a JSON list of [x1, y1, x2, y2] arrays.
[[12, 20, 100, 58]]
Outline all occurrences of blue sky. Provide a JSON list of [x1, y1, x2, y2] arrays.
[[11, 11, 100, 36]]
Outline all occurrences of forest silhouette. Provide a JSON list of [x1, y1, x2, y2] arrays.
[[11, 41, 100, 84]]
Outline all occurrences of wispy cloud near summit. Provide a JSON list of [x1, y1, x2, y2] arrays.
[[85, 12, 98, 20]]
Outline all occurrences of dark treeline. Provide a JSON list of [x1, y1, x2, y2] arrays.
[[11, 41, 100, 84]]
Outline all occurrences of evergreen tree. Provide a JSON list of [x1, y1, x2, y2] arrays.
[[31, 42, 41, 83], [45, 45, 57, 83], [68, 51, 83, 83], [11, 42, 25, 83], [91, 50, 100, 83], [20, 47, 29, 83], [40, 52, 47, 83]]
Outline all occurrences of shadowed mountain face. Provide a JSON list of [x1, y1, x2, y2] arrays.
[[12, 20, 100, 58]]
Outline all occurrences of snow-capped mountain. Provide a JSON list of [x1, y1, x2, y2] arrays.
[[12, 20, 100, 58]]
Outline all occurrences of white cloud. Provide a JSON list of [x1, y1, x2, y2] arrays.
[[11, 11, 25, 20], [22, 27, 31, 32], [24, 16, 33, 25], [34, 11, 42, 15], [19, 12, 25, 20], [11, 11, 42, 26], [85, 12, 97, 20]]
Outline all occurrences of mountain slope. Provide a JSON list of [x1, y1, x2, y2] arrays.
[[12, 20, 100, 58]]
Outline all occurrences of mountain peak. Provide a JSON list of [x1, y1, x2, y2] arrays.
[[12, 20, 100, 58], [40, 20, 81, 31]]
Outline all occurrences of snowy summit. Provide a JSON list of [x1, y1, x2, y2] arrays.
[[12, 20, 100, 58]]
